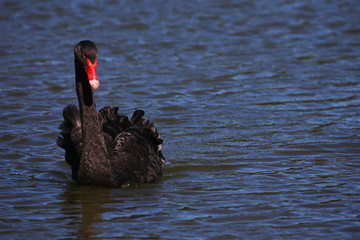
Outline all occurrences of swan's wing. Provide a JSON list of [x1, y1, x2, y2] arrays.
[[129, 110, 164, 152], [99, 106, 132, 139], [100, 107, 164, 153], [109, 127, 163, 183], [57, 104, 82, 179], [101, 107, 165, 183]]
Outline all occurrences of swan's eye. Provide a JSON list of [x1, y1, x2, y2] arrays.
[[82, 53, 86, 59]]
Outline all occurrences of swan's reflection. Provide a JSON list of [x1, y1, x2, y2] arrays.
[[60, 178, 165, 239], [61, 183, 115, 239]]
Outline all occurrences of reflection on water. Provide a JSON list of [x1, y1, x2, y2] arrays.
[[61, 185, 112, 239], [1, 0, 360, 239]]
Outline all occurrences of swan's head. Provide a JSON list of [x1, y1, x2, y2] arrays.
[[74, 40, 99, 90]]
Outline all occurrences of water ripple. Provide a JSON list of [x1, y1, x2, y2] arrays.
[[1, 0, 360, 239]]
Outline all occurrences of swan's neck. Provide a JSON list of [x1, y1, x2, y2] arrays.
[[75, 61, 115, 186]]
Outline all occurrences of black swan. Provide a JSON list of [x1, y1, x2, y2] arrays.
[[57, 40, 165, 187]]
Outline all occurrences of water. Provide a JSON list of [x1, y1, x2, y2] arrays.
[[1, 0, 360, 239]]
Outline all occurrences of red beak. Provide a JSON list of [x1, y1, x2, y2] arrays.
[[85, 58, 99, 90]]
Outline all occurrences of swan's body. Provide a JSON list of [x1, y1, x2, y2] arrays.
[[57, 40, 165, 187]]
